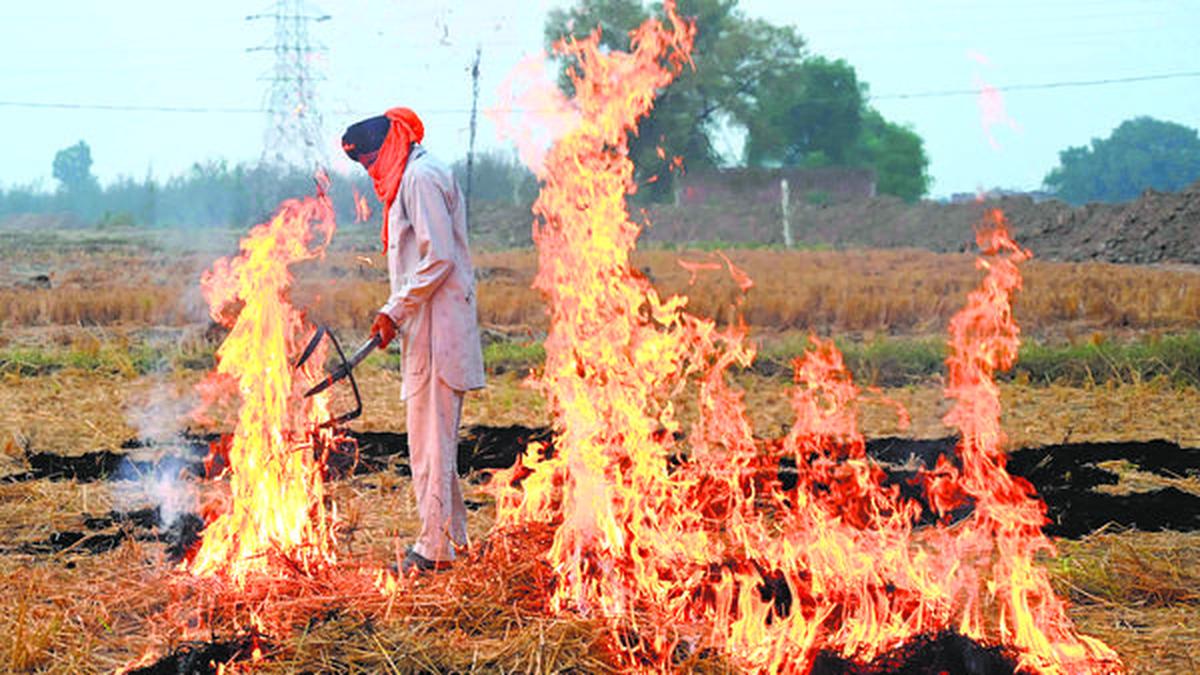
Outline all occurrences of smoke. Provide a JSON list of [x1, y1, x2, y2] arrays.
[[112, 455, 199, 528], [114, 379, 201, 527], [127, 379, 197, 444], [486, 51, 582, 175]]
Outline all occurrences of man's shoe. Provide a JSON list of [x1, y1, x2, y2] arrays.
[[399, 546, 452, 575]]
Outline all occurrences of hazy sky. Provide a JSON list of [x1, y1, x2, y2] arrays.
[[1, 0, 1197, 198]]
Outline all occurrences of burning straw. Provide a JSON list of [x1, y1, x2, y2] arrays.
[[85, 3, 1126, 673], [485, 2, 1122, 672], [186, 172, 340, 586]]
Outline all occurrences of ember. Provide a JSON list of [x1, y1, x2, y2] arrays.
[[123, 633, 263, 675]]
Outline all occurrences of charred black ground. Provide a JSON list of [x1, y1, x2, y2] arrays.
[[126, 634, 262, 675], [11, 506, 204, 559], [5, 426, 1198, 561], [865, 436, 1200, 536], [2, 425, 552, 483], [810, 631, 1018, 675]]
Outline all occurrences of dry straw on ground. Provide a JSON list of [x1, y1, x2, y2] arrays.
[[3, 241, 1199, 671], [0, 476, 1196, 673], [5, 248, 1200, 337], [6, 369, 1200, 458], [1, 369, 1198, 672]]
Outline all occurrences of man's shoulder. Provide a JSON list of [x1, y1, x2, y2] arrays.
[[406, 147, 457, 189], [409, 146, 449, 174]]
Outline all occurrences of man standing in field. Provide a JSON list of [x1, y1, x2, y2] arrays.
[[342, 107, 486, 574]]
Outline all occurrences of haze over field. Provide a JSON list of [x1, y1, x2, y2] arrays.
[[1, 0, 1197, 197]]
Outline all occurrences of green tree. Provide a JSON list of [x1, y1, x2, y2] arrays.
[[742, 60, 929, 201], [52, 140, 99, 194], [52, 140, 101, 219], [545, 0, 807, 200], [1044, 117, 1200, 204], [847, 109, 930, 203], [545, 1, 929, 202], [452, 150, 538, 205], [740, 57, 863, 167]]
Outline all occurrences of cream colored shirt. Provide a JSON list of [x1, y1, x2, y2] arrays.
[[381, 145, 486, 399]]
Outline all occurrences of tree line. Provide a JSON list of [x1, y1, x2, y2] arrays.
[[0, 141, 538, 230], [1044, 117, 1200, 205], [544, 0, 931, 202], [3, 0, 1199, 229], [1, 140, 376, 229]]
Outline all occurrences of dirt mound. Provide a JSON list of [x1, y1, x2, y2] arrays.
[[655, 178, 1200, 264], [1017, 180, 1200, 264], [443, 180, 1200, 264]]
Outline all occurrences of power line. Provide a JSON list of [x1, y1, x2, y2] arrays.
[[873, 71, 1200, 100], [0, 100, 262, 113], [247, 0, 330, 169], [1, 70, 1197, 115]]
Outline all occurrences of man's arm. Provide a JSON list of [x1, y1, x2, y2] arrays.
[[380, 166, 456, 325]]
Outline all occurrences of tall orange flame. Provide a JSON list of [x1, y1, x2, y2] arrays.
[[188, 176, 339, 587], [936, 209, 1120, 672], [492, 3, 1121, 672]]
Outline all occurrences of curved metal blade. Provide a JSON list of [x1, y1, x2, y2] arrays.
[[303, 333, 381, 398], [294, 325, 327, 370]]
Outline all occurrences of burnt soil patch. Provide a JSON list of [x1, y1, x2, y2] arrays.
[[863, 436, 1200, 537], [811, 630, 1017, 674], [125, 634, 262, 675], [2, 425, 553, 484], [7, 427, 1198, 550], [10, 506, 204, 559]]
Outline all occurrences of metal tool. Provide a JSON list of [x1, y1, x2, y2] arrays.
[[295, 327, 382, 427], [295, 325, 327, 372], [304, 332, 381, 399]]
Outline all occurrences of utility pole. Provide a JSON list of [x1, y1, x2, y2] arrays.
[[780, 178, 793, 248], [465, 45, 482, 224], [246, 1, 331, 171]]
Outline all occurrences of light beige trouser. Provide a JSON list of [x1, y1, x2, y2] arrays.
[[407, 376, 468, 562]]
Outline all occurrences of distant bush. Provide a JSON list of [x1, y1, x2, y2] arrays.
[[805, 190, 832, 206], [0, 161, 377, 230], [1044, 117, 1200, 204], [451, 150, 537, 207], [96, 211, 136, 229]]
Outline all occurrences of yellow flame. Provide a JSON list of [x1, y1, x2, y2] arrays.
[[188, 182, 339, 587], [490, 3, 1122, 672]]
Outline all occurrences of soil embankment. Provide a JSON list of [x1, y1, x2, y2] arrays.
[[469, 179, 1200, 265], [643, 179, 1200, 264]]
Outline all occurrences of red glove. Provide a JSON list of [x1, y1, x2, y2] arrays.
[[370, 313, 397, 349]]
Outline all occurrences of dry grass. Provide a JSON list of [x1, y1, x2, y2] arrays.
[[0, 448, 1195, 673], [1054, 531, 1200, 607], [6, 247, 1200, 339], [1050, 531, 1200, 673], [462, 249, 1200, 338], [0, 473, 625, 673], [1069, 605, 1199, 675], [7, 367, 1200, 458], [4, 238, 1200, 671]]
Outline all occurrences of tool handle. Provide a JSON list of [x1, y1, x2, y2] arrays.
[[345, 333, 383, 371], [302, 332, 384, 398]]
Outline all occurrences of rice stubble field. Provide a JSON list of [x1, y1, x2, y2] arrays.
[[1, 229, 1199, 672]]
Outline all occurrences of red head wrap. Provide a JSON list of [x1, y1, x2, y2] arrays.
[[367, 107, 425, 253]]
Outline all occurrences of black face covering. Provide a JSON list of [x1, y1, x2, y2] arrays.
[[341, 115, 390, 169]]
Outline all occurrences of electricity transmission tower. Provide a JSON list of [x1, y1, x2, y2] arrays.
[[246, 1, 331, 170]]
